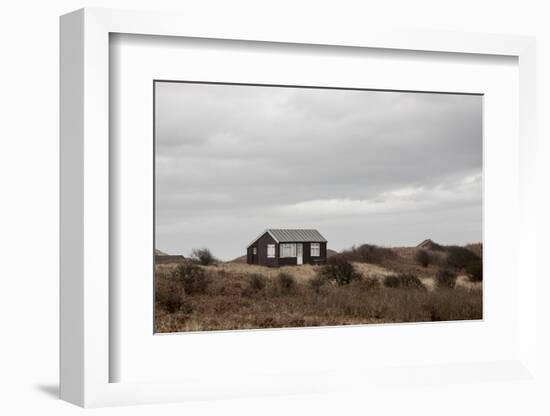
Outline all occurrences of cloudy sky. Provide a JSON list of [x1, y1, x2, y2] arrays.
[[155, 82, 482, 260]]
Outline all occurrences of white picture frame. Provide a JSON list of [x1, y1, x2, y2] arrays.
[[60, 8, 538, 408]]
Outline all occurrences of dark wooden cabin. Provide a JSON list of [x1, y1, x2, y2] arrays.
[[246, 229, 328, 266]]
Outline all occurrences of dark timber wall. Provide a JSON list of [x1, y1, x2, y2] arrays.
[[247, 232, 279, 266], [247, 235, 327, 266], [304, 241, 327, 265]]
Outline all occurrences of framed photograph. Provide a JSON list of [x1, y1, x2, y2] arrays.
[[152, 81, 484, 334], [60, 8, 538, 408]]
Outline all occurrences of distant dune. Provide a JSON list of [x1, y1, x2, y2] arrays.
[[229, 255, 247, 264], [155, 249, 168, 256]]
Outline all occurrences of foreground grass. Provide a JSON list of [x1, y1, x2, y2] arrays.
[[155, 263, 482, 333]]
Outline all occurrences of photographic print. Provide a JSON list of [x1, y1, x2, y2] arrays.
[[154, 81, 483, 333]]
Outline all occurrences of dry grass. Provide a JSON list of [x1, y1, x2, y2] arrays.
[[158, 262, 321, 282], [155, 258, 482, 333], [456, 274, 482, 290], [382, 247, 446, 278]]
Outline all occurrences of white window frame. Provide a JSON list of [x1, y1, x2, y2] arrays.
[[267, 244, 275, 258], [311, 243, 321, 257], [252, 247, 257, 255], [280, 243, 297, 258]]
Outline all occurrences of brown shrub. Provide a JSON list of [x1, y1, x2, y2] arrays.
[[321, 257, 360, 285], [190, 247, 218, 266], [352, 276, 381, 292], [274, 272, 298, 295], [415, 249, 431, 267], [465, 243, 483, 258], [174, 262, 209, 295], [446, 245, 480, 269], [309, 273, 328, 293], [383, 273, 425, 290], [435, 268, 458, 289], [466, 259, 483, 282], [338, 244, 396, 265], [155, 278, 191, 314], [242, 273, 268, 297]]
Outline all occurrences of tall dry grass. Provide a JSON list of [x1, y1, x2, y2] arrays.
[[155, 260, 482, 333]]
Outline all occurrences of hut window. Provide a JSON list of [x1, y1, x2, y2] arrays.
[[280, 243, 296, 258], [252, 247, 257, 255], [267, 244, 275, 258], [311, 243, 320, 257]]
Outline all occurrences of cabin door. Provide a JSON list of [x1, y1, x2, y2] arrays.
[[296, 244, 303, 265]]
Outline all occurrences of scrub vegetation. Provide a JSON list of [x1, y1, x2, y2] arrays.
[[155, 242, 482, 332]]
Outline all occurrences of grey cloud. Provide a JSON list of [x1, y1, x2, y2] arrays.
[[155, 82, 482, 260]]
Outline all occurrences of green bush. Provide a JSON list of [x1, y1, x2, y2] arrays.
[[338, 244, 396, 265], [190, 247, 217, 266], [383, 273, 424, 289], [466, 259, 483, 282], [415, 249, 430, 267], [446, 246, 480, 269], [174, 262, 209, 295], [435, 268, 457, 289], [321, 257, 360, 285]]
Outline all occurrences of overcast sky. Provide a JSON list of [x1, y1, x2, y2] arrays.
[[155, 82, 482, 260]]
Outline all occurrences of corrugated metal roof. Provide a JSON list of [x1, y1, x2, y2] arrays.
[[267, 229, 327, 243]]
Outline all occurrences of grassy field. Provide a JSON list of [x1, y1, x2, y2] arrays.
[[154, 244, 482, 333]]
